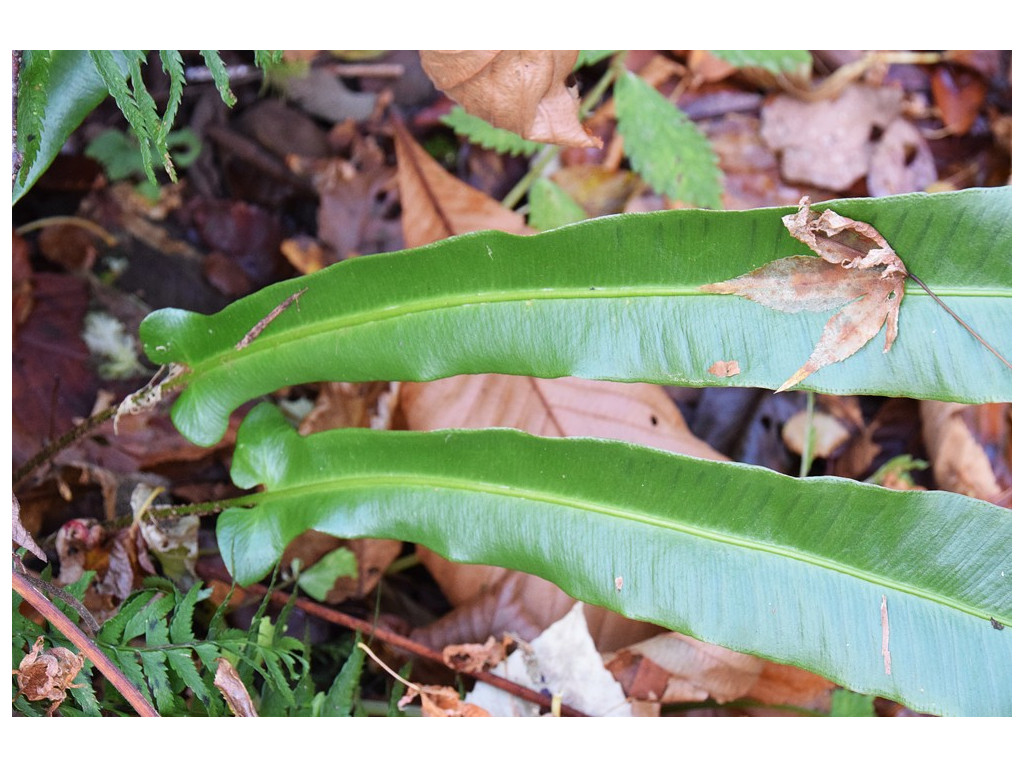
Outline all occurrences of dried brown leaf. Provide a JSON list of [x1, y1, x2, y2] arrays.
[[419, 50, 601, 149], [920, 401, 1010, 505], [393, 120, 532, 247], [214, 657, 259, 717], [442, 636, 511, 674], [701, 198, 907, 392], [13, 494, 47, 562], [400, 684, 491, 717], [13, 637, 85, 715]]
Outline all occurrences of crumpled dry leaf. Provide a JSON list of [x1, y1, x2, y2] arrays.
[[400, 684, 491, 717], [701, 197, 907, 392], [130, 483, 199, 586], [214, 657, 259, 717], [420, 50, 601, 149], [442, 635, 513, 674], [13, 637, 85, 715], [393, 120, 532, 246]]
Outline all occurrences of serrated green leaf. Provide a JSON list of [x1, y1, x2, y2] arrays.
[[711, 50, 812, 75], [123, 591, 174, 644], [528, 177, 588, 231], [614, 70, 722, 208], [98, 590, 155, 645], [141, 188, 1011, 448], [216, 403, 1010, 716], [138, 649, 175, 714], [89, 50, 159, 185], [113, 649, 153, 707], [158, 50, 185, 143], [321, 636, 364, 717], [67, 671, 103, 717], [169, 582, 208, 645], [441, 106, 545, 156], [166, 648, 213, 710], [14, 51, 122, 203], [200, 50, 237, 108]]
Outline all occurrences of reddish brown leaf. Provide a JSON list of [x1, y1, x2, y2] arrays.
[[931, 65, 987, 136], [393, 120, 532, 247], [701, 198, 907, 392], [399, 684, 491, 717], [419, 50, 601, 149]]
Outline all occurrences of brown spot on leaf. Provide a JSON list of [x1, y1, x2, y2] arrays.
[[708, 360, 741, 378], [701, 198, 907, 392]]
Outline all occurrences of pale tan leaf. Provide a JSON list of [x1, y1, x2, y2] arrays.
[[782, 411, 852, 458], [214, 657, 259, 717], [400, 684, 491, 716], [920, 401, 1009, 505], [393, 120, 532, 247], [442, 636, 511, 674], [13, 494, 47, 562], [419, 50, 601, 148], [605, 631, 764, 704]]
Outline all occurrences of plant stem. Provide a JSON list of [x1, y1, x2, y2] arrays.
[[12, 403, 120, 486], [799, 392, 816, 478], [13, 568, 159, 716], [908, 272, 1011, 369]]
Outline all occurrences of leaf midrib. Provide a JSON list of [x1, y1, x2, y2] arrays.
[[193, 283, 1010, 375], [236, 473, 1007, 626]]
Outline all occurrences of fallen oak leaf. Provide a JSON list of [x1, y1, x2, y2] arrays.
[[701, 198, 906, 392]]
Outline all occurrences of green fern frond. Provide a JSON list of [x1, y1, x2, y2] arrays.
[[321, 633, 365, 716], [200, 50, 237, 108], [711, 50, 812, 75], [442, 106, 545, 157], [613, 70, 723, 209], [14, 50, 53, 185], [158, 50, 185, 145]]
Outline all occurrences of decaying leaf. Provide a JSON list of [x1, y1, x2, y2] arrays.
[[13, 494, 47, 562], [214, 657, 259, 717], [701, 197, 907, 392], [399, 684, 491, 717], [442, 635, 513, 674], [13, 637, 85, 715], [393, 120, 532, 247], [920, 401, 1010, 505], [782, 411, 852, 458], [419, 50, 601, 149]]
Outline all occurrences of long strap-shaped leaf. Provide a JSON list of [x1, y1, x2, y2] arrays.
[[141, 187, 1010, 446], [220, 404, 1010, 716]]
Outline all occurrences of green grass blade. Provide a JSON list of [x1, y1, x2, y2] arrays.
[[141, 188, 1011, 447], [217, 404, 1010, 716]]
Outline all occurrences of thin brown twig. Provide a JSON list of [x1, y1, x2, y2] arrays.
[[908, 272, 1011, 369], [195, 559, 587, 716], [12, 403, 120, 487], [12, 568, 160, 716]]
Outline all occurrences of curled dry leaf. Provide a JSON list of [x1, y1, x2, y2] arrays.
[[13, 637, 85, 715], [419, 50, 601, 149], [13, 494, 47, 562], [399, 684, 491, 717], [701, 197, 906, 392], [214, 657, 259, 717], [442, 635, 513, 674]]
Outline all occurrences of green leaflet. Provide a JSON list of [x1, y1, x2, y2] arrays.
[[613, 70, 723, 208], [141, 188, 1011, 447], [219, 404, 1011, 716], [13, 51, 124, 203], [711, 50, 812, 74]]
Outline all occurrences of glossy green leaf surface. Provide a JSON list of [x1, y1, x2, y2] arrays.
[[14, 51, 126, 203], [219, 404, 1011, 716], [141, 188, 1011, 447]]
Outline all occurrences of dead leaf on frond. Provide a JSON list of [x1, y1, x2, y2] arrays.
[[701, 197, 907, 392]]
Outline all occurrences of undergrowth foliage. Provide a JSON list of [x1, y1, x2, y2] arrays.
[[11, 571, 368, 717]]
